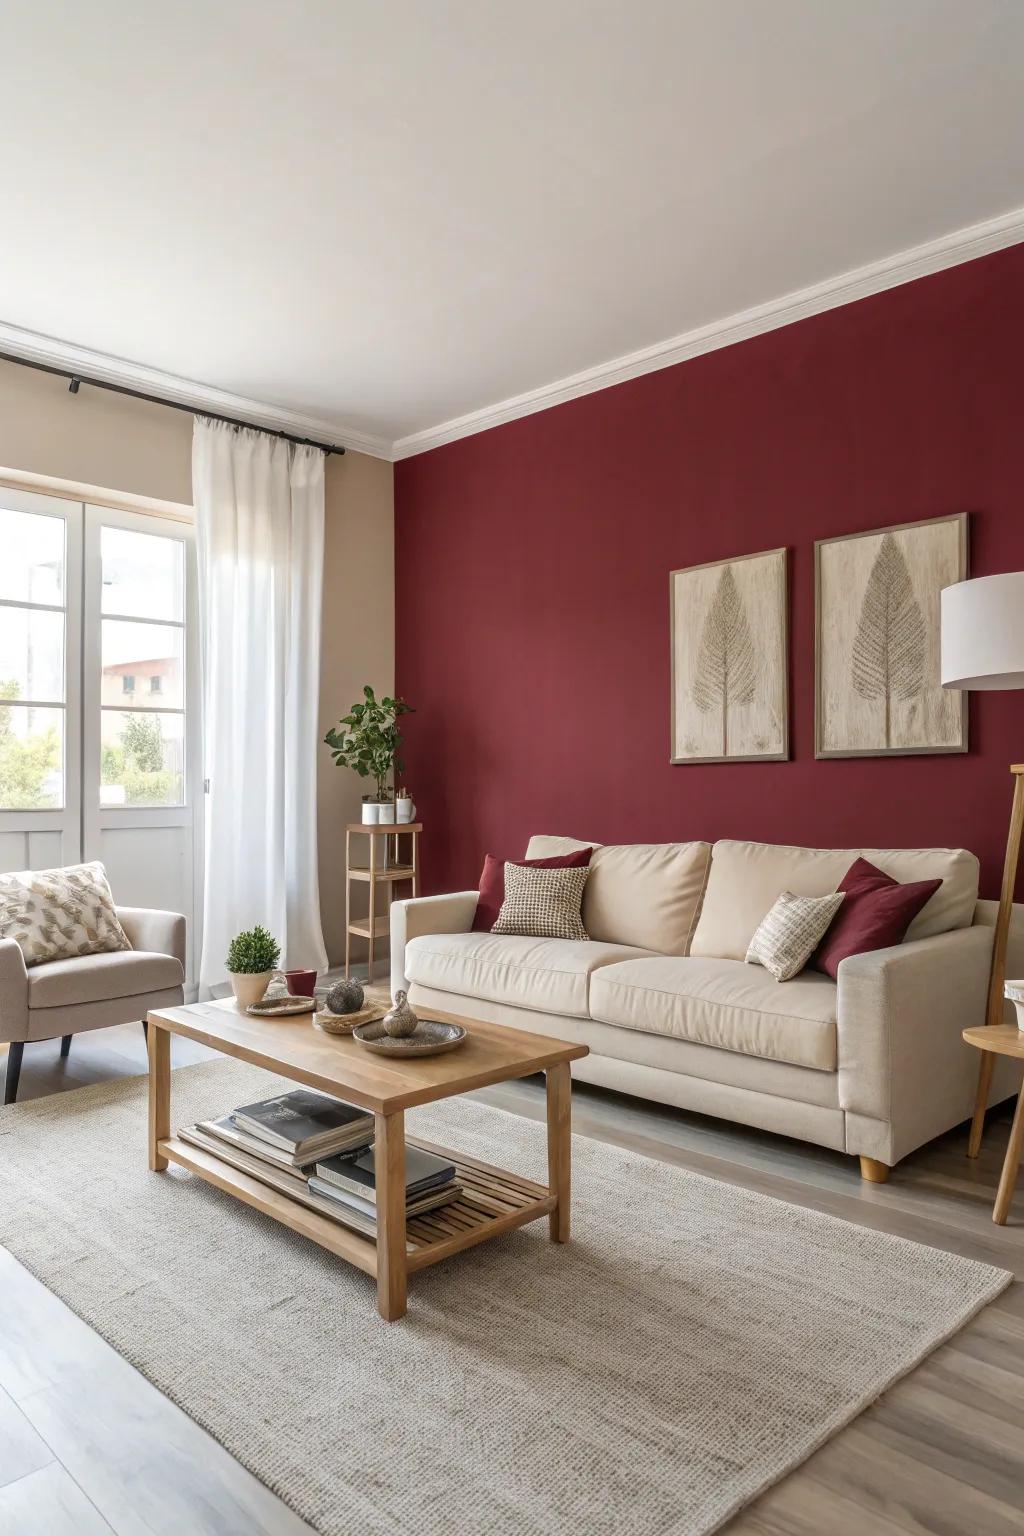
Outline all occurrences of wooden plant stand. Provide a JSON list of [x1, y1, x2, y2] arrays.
[[344, 822, 421, 983]]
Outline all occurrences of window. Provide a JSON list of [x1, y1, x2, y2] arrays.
[[0, 506, 67, 809], [99, 528, 186, 808]]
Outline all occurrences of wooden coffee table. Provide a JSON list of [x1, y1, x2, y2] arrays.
[[146, 998, 588, 1319]]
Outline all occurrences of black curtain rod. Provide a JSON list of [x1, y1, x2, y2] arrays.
[[0, 350, 346, 456]]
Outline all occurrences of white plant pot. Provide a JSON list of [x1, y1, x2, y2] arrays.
[[1005, 980, 1024, 1030], [377, 802, 396, 824], [361, 802, 379, 824], [229, 970, 273, 1009]]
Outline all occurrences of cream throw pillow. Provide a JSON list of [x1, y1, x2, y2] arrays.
[[492, 863, 590, 941], [745, 890, 844, 982], [0, 861, 132, 968]]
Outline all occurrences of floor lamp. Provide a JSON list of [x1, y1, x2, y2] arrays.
[[941, 572, 1024, 1156]]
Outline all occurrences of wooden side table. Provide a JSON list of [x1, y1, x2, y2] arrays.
[[963, 1024, 1024, 1224], [344, 822, 421, 983]]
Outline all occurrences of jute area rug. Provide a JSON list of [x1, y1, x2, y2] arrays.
[[0, 1060, 1010, 1536]]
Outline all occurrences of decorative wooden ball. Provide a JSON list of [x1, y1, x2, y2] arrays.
[[325, 978, 365, 1016]]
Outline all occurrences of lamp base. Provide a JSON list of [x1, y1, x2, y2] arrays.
[[968, 763, 1024, 1158]]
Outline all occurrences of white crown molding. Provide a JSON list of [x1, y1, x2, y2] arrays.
[[5, 202, 1023, 466], [0, 320, 392, 461], [391, 203, 1024, 461]]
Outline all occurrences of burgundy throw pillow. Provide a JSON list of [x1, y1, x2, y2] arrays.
[[814, 857, 941, 980], [473, 848, 593, 932]]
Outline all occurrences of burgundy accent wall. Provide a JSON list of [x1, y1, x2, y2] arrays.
[[395, 244, 1024, 900]]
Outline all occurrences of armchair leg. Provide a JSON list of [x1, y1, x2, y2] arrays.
[[60, 1035, 72, 1059], [4, 1042, 24, 1105], [859, 1155, 891, 1184]]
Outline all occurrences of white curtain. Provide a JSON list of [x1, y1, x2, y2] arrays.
[[193, 416, 328, 991]]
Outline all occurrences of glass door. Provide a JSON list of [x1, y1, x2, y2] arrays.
[[83, 505, 201, 989], [0, 490, 200, 993]]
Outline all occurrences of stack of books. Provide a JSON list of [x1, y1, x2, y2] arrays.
[[178, 1088, 462, 1245], [179, 1087, 374, 1187], [308, 1143, 462, 1238]]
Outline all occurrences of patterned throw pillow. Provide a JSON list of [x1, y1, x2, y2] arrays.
[[0, 862, 132, 968], [492, 862, 590, 941], [746, 890, 845, 982]]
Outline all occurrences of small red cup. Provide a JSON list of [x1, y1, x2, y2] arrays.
[[283, 968, 318, 997]]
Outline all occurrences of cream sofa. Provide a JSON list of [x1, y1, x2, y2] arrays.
[[391, 837, 1020, 1180]]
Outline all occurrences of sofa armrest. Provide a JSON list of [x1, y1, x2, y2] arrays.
[[0, 938, 29, 1043], [117, 907, 187, 970], [837, 924, 994, 1157], [389, 891, 479, 998]]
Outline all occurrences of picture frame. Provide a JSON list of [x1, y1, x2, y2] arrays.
[[670, 547, 789, 764], [814, 512, 969, 759]]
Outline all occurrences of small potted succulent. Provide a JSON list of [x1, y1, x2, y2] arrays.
[[225, 925, 281, 1008]]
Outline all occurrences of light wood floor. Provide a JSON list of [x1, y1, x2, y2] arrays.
[[1, 1016, 1022, 1535]]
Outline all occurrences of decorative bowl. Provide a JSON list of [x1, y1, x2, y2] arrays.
[[352, 1018, 468, 1057], [1004, 979, 1024, 1030]]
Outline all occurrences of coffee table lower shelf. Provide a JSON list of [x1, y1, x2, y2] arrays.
[[159, 1134, 556, 1278]]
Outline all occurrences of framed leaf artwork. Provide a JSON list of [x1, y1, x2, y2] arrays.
[[815, 512, 968, 758], [670, 548, 788, 763]]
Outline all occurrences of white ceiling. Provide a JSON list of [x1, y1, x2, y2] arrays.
[[2, 0, 1023, 458]]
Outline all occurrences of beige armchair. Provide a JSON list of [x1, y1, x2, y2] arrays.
[[1, 906, 186, 1104]]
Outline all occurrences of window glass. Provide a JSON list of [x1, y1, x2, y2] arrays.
[[100, 710, 184, 807], [102, 621, 183, 710], [0, 607, 65, 703], [101, 527, 184, 621], [0, 507, 65, 606], [0, 703, 64, 809]]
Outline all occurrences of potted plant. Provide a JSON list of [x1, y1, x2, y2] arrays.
[[324, 685, 413, 818], [225, 925, 281, 1008]]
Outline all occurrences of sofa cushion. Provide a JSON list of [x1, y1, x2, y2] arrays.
[[404, 931, 655, 1018], [0, 860, 131, 968], [590, 955, 838, 1071], [525, 836, 711, 954], [747, 891, 845, 982], [814, 858, 942, 980], [27, 950, 185, 1010], [473, 848, 592, 932], [492, 863, 590, 941], [690, 840, 979, 961]]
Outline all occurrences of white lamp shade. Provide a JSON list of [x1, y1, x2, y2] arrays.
[[941, 572, 1024, 690]]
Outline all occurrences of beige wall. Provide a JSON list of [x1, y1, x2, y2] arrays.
[[0, 358, 195, 504], [318, 450, 395, 963], [0, 356, 394, 965]]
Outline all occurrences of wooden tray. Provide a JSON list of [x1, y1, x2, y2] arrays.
[[314, 1003, 386, 1035], [246, 995, 316, 1017]]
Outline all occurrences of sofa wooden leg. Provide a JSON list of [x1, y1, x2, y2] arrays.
[[4, 1042, 24, 1105], [859, 1155, 890, 1184], [60, 1035, 72, 1059]]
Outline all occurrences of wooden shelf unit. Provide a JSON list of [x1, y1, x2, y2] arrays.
[[344, 822, 421, 982]]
